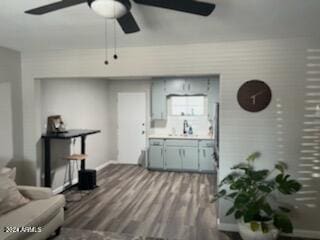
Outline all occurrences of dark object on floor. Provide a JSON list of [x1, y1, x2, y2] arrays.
[[78, 169, 97, 190]]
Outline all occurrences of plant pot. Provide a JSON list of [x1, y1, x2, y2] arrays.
[[238, 220, 279, 240]]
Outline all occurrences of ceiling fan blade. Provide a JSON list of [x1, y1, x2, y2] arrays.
[[25, 0, 87, 15], [117, 12, 140, 34], [133, 0, 215, 16]]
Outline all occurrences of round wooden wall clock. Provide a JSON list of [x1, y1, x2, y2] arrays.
[[237, 80, 272, 112]]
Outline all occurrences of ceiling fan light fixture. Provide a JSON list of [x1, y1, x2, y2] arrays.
[[90, 0, 127, 19]]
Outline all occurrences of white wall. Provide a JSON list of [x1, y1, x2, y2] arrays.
[[20, 38, 320, 236], [0, 81, 12, 166], [0, 47, 23, 181], [35, 78, 110, 191]]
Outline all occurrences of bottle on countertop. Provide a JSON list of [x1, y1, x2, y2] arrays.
[[188, 126, 193, 135]]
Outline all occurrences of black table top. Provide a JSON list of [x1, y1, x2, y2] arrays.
[[42, 129, 101, 139]]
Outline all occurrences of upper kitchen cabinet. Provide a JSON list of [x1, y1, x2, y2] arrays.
[[185, 78, 209, 95], [164, 78, 186, 95], [151, 80, 167, 120], [165, 77, 209, 95]]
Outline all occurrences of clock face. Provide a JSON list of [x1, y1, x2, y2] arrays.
[[237, 80, 272, 112]]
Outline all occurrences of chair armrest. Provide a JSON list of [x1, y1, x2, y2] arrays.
[[17, 186, 53, 200]]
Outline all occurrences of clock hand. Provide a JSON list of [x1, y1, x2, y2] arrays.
[[250, 95, 256, 105], [251, 90, 266, 98]]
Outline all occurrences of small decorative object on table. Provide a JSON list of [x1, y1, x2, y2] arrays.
[[214, 152, 302, 240], [47, 115, 67, 133]]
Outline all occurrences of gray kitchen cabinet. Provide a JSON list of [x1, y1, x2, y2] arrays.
[[165, 78, 208, 95], [164, 147, 182, 170], [148, 138, 215, 173], [208, 78, 219, 121], [208, 100, 215, 121], [182, 147, 199, 171], [149, 145, 164, 169], [151, 80, 167, 120], [185, 78, 209, 95], [199, 147, 215, 172], [165, 78, 186, 95]]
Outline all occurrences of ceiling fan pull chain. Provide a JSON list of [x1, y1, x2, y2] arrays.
[[104, 18, 109, 65], [113, 2, 118, 60], [113, 19, 118, 60]]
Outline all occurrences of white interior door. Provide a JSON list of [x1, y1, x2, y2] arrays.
[[117, 92, 146, 164]]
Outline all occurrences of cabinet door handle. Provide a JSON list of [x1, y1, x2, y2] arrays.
[[203, 149, 206, 157], [188, 84, 191, 91], [161, 149, 163, 156]]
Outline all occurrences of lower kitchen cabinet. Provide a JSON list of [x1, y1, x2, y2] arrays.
[[148, 139, 215, 173], [164, 147, 182, 170], [182, 147, 199, 171], [149, 145, 164, 169], [199, 147, 215, 172]]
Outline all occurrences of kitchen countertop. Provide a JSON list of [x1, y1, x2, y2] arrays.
[[148, 134, 214, 140]]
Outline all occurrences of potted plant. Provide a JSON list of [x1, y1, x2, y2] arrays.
[[215, 152, 302, 240]]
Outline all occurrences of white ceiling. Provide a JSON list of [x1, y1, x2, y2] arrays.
[[0, 0, 320, 52]]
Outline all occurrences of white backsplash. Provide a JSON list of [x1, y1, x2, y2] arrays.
[[151, 115, 212, 136]]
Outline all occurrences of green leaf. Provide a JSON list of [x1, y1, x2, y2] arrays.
[[227, 192, 238, 199], [230, 179, 246, 190], [250, 222, 260, 232], [251, 170, 269, 181], [226, 207, 236, 216], [261, 203, 273, 216], [231, 163, 251, 171], [234, 194, 250, 208], [276, 174, 283, 183], [243, 210, 256, 223], [235, 211, 243, 219], [217, 189, 227, 197], [274, 214, 293, 233], [258, 185, 272, 193], [275, 161, 288, 173], [246, 152, 261, 163], [219, 174, 235, 187], [277, 177, 302, 195], [279, 206, 291, 213]]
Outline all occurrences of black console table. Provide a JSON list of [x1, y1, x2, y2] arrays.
[[41, 129, 101, 188]]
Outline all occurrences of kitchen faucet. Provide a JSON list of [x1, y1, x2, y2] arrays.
[[183, 120, 189, 135]]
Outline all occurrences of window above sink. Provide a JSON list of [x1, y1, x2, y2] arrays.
[[168, 96, 206, 116]]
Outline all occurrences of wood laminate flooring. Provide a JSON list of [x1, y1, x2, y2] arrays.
[[63, 164, 219, 240]]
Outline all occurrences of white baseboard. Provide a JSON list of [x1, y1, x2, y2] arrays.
[[52, 160, 118, 194], [52, 178, 79, 195], [218, 221, 320, 239], [95, 160, 118, 172]]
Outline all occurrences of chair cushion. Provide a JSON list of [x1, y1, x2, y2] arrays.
[[0, 175, 30, 216], [0, 195, 65, 240], [0, 167, 16, 180]]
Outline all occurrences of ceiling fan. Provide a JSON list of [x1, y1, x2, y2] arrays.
[[25, 0, 216, 34]]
